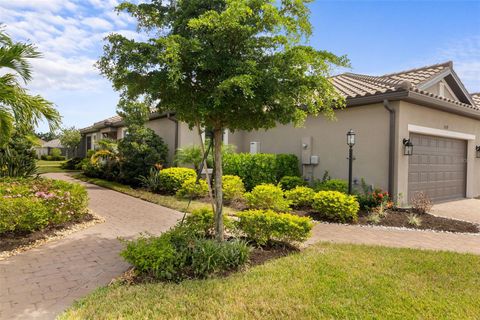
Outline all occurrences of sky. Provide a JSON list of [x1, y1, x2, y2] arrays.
[[1, 0, 479, 132]]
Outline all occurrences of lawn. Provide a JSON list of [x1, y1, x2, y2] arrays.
[[73, 173, 238, 215], [36, 160, 68, 173], [61, 242, 480, 320]]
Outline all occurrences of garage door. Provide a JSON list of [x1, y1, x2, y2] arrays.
[[408, 133, 467, 203]]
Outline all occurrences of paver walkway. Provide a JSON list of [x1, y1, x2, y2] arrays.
[[2, 174, 480, 319], [0, 173, 182, 320]]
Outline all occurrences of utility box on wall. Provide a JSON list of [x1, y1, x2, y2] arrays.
[[250, 141, 260, 154], [301, 136, 312, 164]]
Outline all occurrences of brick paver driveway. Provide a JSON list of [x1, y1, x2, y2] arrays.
[[431, 199, 480, 224], [0, 173, 182, 320]]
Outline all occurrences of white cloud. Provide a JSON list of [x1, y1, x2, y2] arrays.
[[82, 17, 114, 31], [436, 36, 480, 92]]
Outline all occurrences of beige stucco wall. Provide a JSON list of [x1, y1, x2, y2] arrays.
[[396, 101, 480, 203], [234, 103, 392, 190], [146, 118, 178, 165]]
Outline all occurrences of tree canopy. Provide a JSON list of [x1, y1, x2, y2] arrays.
[[99, 0, 349, 240], [60, 127, 81, 158]]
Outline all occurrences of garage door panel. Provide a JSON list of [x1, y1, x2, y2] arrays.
[[408, 133, 466, 203]]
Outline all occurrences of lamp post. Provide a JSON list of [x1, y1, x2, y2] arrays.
[[347, 129, 356, 194]]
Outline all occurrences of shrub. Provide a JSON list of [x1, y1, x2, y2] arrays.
[[117, 128, 168, 186], [50, 148, 62, 158], [411, 192, 433, 214], [158, 167, 196, 194], [176, 177, 209, 199], [183, 207, 232, 237], [120, 225, 250, 281], [61, 157, 83, 170], [222, 175, 245, 202], [313, 179, 348, 193], [312, 191, 360, 223], [284, 186, 315, 208], [0, 132, 37, 178], [278, 176, 307, 191], [357, 189, 391, 210], [0, 177, 88, 235], [245, 184, 291, 212], [235, 210, 313, 245], [223, 153, 300, 190], [138, 168, 162, 192]]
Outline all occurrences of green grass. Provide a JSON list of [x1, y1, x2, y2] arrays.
[[60, 242, 480, 319], [36, 160, 69, 173], [73, 174, 238, 215]]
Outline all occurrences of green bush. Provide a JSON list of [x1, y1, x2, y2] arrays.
[[50, 148, 62, 158], [223, 153, 300, 190], [121, 225, 250, 281], [61, 157, 83, 170], [222, 175, 245, 202], [183, 207, 232, 237], [0, 132, 37, 177], [0, 177, 88, 235], [313, 179, 348, 193], [138, 168, 162, 192], [312, 191, 359, 223], [235, 209, 313, 245], [117, 128, 168, 186], [284, 186, 316, 208], [245, 184, 291, 212], [158, 167, 196, 194], [279, 176, 307, 191], [176, 177, 209, 199]]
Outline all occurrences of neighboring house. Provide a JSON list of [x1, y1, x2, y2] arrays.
[[79, 61, 480, 204], [35, 139, 67, 157]]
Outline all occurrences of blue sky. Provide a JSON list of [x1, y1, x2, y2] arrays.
[[1, 0, 479, 132]]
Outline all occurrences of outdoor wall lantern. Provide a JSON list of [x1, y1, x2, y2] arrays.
[[346, 129, 356, 194], [403, 138, 413, 156], [476, 146, 480, 158]]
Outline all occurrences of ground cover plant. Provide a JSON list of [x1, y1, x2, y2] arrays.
[[60, 242, 480, 320], [0, 177, 88, 235]]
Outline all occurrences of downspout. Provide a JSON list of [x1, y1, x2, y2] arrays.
[[383, 100, 395, 197]]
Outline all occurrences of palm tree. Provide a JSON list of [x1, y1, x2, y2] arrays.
[[0, 28, 61, 145]]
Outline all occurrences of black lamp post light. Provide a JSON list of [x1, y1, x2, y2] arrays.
[[347, 129, 355, 194], [476, 145, 480, 158], [403, 138, 413, 156]]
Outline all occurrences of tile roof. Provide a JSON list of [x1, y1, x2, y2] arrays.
[[472, 93, 480, 106], [332, 61, 480, 111]]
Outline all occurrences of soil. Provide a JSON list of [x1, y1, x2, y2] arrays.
[[303, 209, 479, 234], [249, 243, 299, 266], [0, 212, 97, 254]]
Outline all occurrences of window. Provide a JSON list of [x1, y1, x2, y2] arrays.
[[86, 135, 92, 151]]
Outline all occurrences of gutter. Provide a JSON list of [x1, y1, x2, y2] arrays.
[[383, 100, 395, 197]]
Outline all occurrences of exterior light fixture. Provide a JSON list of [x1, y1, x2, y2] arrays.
[[347, 129, 356, 147], [403, 138, 413, 156], [476, 146, 480, 158], [346, 129, 356, 194]]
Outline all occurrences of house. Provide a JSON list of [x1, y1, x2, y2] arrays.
[[79, 61, 480, 204], [35, 138, 67, 157]]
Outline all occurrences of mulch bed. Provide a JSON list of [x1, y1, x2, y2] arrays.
[[0, 212, 100, 256], [299, 209, 480, 234]]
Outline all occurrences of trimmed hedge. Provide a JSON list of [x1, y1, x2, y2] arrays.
[[285, 186, 316, 208], [235, 209, 313, 245], [176, 178, 209, 199], [158, 167, 196, 194], [0, 178, 88, 235], [222, 175, 245, 202], [312, 191, 359, 223], [313, 179, 348, 194], [245, 184, 291, 212], [223, 153, 300, 190]]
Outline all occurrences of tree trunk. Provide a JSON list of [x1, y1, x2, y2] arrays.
[[213, 128, 224, 241]]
